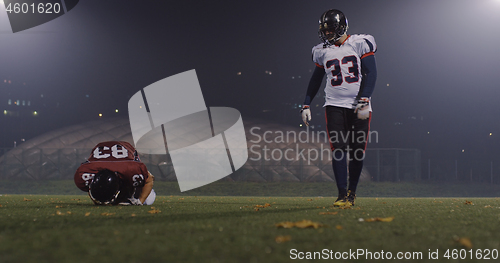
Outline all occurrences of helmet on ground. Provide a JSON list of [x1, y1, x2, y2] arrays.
[[89, 169, 121, 205], [318, 9, 348, 45]]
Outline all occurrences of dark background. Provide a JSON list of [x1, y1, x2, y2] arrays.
[[1, 0, 500, 163]]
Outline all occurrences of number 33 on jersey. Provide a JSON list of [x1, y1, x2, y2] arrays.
[[312, 34, 377, 109]]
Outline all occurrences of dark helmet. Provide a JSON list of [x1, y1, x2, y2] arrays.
[[318, 9, 348, 45], [89, 169, 121, 205]]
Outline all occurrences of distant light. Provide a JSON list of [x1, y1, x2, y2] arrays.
[[427, 132, 430, 134], [489, 133, 493, 136], [3, 110, 6, 115], [33, 111, 38, 116], [387, 84, 390, 86], [99, 113, 102, 117], [299, 124, 303, 127], [115, 109, 119, 113], [462, 149, 465, 153], [139, 106, 142, 109], [237, 72, 241, 75]]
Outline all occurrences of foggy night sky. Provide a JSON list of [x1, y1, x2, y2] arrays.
[[1, 0, 500, 160]]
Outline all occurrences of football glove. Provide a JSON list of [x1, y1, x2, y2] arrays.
[[354, 97, 370, 120], [300, 105, 311, 126], [128, 197, 143, 206], [118, 197, 143, 206]]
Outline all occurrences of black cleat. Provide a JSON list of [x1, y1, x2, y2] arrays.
[[347, 190, 356, 206]]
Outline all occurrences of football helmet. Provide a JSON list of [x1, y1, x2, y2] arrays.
[[318, 9, 348, 46], [89, 169, 121, 205]]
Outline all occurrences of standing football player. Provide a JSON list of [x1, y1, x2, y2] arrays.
[[301, 9, 377, 207], [74, 141, 156, 205]]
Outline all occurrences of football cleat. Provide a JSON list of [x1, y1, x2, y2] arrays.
[[333, 195, 351, 207], [347, 190, 356, 206]]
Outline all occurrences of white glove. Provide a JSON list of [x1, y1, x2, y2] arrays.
[[301, 105, 311, 126], [118, 197, 143, 206], [128, 197, 143, 206], [354, 98, 370, 120]]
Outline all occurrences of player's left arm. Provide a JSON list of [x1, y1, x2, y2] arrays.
[[353, 36, 377, 119], [356, 35, 377, 98], [358, 53, 377, 98], [354, 54, 377, 120], [138, 171, 154, 204]]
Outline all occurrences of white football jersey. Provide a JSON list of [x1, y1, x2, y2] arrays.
[[312, 34, 377, 110]]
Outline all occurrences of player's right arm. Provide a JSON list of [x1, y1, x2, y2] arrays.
[[303, 65, 325, 106], [302, 45, 326, 125], [301, 65, 325, 126]]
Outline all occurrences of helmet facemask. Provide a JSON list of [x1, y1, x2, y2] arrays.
[[89, 170, 121, 205], [318, 10, 348, 46]]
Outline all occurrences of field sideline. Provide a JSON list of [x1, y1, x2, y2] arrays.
[[1, 195, 499, 262]]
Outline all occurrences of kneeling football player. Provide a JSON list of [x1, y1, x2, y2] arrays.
[[74, 141, 156, 205]]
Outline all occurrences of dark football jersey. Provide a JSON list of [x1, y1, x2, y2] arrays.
[[74, 141, 149, 192]]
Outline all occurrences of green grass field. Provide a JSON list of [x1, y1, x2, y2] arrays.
[[1, 194, 499, 263]]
